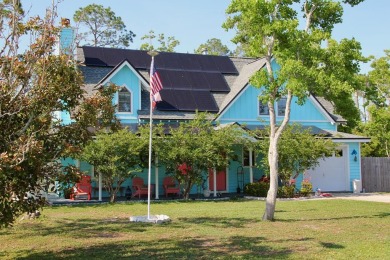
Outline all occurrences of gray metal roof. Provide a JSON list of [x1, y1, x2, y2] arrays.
[[218, 57, 266, 116]]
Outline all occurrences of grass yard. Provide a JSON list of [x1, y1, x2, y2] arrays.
[[0, 198, 389, 259]]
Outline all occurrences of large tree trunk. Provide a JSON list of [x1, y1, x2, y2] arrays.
[[262, 90, 292, 221], [263, 137, 279, 220]]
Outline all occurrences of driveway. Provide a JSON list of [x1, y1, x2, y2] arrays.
[[326, 193, 390, 203]]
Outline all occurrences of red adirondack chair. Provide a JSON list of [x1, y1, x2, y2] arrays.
[[70, 175, 92, 200], [163, 176, 180, 198], [132, 177, 149, 198]]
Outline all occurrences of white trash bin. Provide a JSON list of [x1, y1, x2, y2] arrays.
[[353, 179, 362, 193]]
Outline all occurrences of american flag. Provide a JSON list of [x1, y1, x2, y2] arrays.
[[150, 57, 163, 104]]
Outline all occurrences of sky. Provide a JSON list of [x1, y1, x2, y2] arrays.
[[21, 0, 389, 74]]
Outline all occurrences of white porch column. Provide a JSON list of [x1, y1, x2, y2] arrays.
[[155, 157, 159, 199], [213, 167, 217, 197], [249, 148, 254, 183], [75, 159, 80, 169], [98, 172, 102, 201]]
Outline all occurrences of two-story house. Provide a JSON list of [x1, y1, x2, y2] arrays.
[[60, 44, 369, 199]]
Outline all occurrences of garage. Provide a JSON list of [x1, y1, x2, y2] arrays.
[[305, 147, 349, 192]]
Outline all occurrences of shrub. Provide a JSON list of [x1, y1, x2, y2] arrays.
[[300, 180, 313, 197], [244, 182, 269, 197], [245, 182, 296, 198], [277, 185, 295, 198]]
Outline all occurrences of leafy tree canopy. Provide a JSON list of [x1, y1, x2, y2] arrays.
[[356, 50, 390, 157], [255, 124, 336, 181], [140, 30, 180, 52], [81, 128, 147, 202], [74, 4, 135, 48], [365, 50, 390, 107], [359, 106, 390, 157], [223, 0, 365, 220], [156, 113, 243, 199], [0, 2, 118, 227], [194, 38, 230, 56]]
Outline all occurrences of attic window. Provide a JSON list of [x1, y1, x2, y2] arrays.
[[277, 97, 287, 116], [118, 87, 132, 113], [259, 101, 269, 115]]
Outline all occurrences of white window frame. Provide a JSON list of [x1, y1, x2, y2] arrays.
[[277, 97, 287, 116], [258, 99, 269, 115], [117, 85, 133, 113], [242, 148, 255, 167], [258, 97, 287, 116]]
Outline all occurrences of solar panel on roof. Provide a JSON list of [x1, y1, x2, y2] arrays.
[[186, 71, 210, 90], [159, 53, 181, 69], [173, 90, 197, 111], [129, 50, 149, 69], [165, 70, 192, 89], [179, 54, 202, 71], [157, 89, 219, 112], [158, 70, 173, 88], [158, 89, 178, 110], [212, 55, 238, 74], [103, 49, 123, 67], [193, 91, 219, 112], [197, 55, 218, 72], [205, 72, 229, 92], [83, 46, 238, 74]]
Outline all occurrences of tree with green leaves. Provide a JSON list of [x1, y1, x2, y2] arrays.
[[156, 113, 242, 199], [365, 50, 390, 107], [223, 0, 366, 220], [356, 51, 390, 157], [255, 125, 336, 182], [359, 106, 390, 157], [194, 38, 230, 56], [0, 1, 118, 227], [73, 4, 135, 48], [81, 129, 147, 202], [140, 30, 180, 52]]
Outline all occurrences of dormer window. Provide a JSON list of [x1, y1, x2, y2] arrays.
[[259, 101, 269, 115], [277, 97, 287, 116], [118, 87, 132, 113], [258, 97, 287, 116]]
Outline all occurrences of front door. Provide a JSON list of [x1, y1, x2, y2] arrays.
[[209, 169, 227, 191]]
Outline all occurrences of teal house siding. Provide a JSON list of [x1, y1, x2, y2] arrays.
[[109, 65, 141, 124], [219, 85, 336, 131], [219, 85, 260, 124], [60, 110, 72, 125], [348, 142, 361, 190], [59, 27, 74, 55]]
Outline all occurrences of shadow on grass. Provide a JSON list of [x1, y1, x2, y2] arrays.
[[374, 212, 390, 218], [12, 215, 259, 241], [276, 214, 380, 222], [16, 235, 293, 259], [320, 242, 345, 249], [177, 216, 259, 228], [12, 217, 150, 240]]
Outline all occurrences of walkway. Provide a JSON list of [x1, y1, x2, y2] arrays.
[[330, 192, 390, 203]]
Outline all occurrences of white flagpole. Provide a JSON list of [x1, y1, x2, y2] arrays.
[[147, 85, 153, 219], [147, 51, 158, 219]]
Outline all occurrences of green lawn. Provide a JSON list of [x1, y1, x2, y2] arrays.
[[0, 199, 389, 259]]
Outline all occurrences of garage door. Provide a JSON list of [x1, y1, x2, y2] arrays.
[[305, 147, 349, 192]]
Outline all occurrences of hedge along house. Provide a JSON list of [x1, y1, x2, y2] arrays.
[[60, 40, 369, 198]]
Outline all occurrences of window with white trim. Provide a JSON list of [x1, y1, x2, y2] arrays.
[[277, 97, 287, 116], [118, 87, 131, 112], [243, 148, 255, 167], [259, 100, 269, 115]]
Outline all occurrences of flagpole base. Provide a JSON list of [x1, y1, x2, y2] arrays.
[[129, 214, 171, 224]]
